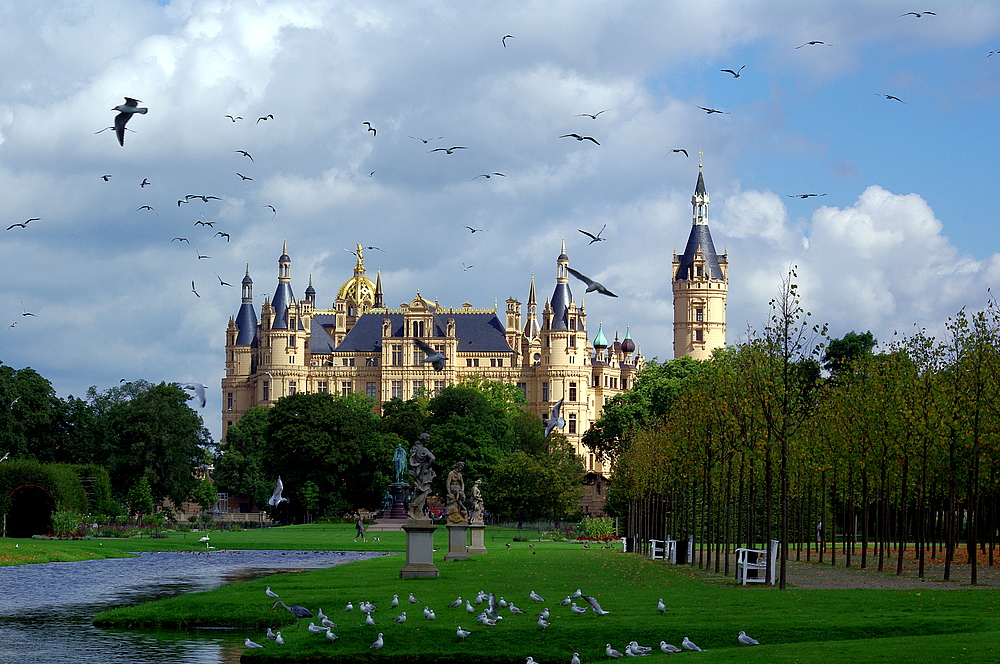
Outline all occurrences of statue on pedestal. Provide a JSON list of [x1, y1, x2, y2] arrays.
[[445, 462, 468, 524], [407, 433, 436, 521], [392, 442, 408, 484], [470, 478, 485, 525]]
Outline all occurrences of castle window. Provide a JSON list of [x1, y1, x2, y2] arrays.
[[289, 355, 295, 364], [696, 308, 704, 322], [318, 381, 328, 394], [622, 377, 628, 390], [542, 382, 549, 402], [434, 380, 445, 395], [263, 381, 270, 401], [696, 329, 704, 342], [569, 318, 576, 330], [289, 317, 296, 328], [569, 336, 575, 347], [413, 381, 424, 395], [611, 377, 617, 389], [569, 382, 577, 402], [227, 393, 233, 411], [569, 355, 575, 364], [593, 375, 599, 388], [412, 320, 425, 337], [366, 356, 379, 367], [466, 358, 480, 367], [696, 266, 703, 277], [366, 382, 377, 398], [342, 357, 355, 366], [341, 382, 352, 396], [392, 345, 403, 366], [391, 381, 402, 399], [517, 382, 527, 400], [288, 381, 297, 395], [413, 349, 423, 365], [568, 413, 577, 434], [288, 335, 296, 347]]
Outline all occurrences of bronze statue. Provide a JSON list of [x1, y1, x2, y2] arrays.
[[392, 442, 408, 484], [407, 433, 436, 521], [445, 462, 468, 524]]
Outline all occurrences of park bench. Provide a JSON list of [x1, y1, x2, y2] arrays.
[[735, 540, 779, 585]]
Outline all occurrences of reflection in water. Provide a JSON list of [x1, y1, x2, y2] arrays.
[[0, 550, 387, 663]]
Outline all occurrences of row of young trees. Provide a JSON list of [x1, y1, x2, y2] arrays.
[[590, 271, 1000, 588], [0, 370, 213, 515], [214, 378, 585, 525]]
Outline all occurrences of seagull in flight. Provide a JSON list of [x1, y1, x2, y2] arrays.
[[20, 302, 35, 317], [235, 172, 253, 181], [877, 93, 906, 103], [544, 399, 565, 437], [697, 106, 729, 114], [462, 263, 473, 271], [796, 40, 831, 48], [268, 476, 288, 506], [472, 172, 505, 180], [137, 205, 156, 213], [575, 109, 611, 119], [194, 219, 215, 227], [256, 114, 274, 123], [186, 194, 221, 202], [502, 34, 514, 47], [7, 218, 39, 231], [409, 135, 443, 143], [196, 248, 211, 259], [112, 97, 147, 146], [215, 231, 231, 242], [363, 122, 376, 136], [667, 148, 689, 157], [140, 178, 151, 187], [172, 237, 189, 243], [235, 150, 253, 161], [901, 11, 936, 17], [463, 225, 487, 233], [191, 281, 200, 298], [431, 146, 468, 154], [721, 65, 745, 77], [560, 133, 600, 145], [414, 339, 446, 372], [788, 193, 827, 199], [567, 266, 617, 297], [224, 115, 243, 122], [101, 174, 112, 181], [263, 205, 277, 218], [578, 224, 607, 244]]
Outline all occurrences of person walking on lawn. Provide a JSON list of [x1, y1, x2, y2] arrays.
[[355, 516, 367, 542]]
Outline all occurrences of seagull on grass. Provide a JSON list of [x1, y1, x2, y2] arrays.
[[660, 641, 682, 653], [738, 631, 760, 645], [266, 587, 279, 598], [370, 633, 383, 649], [457, 626, 471, 641], [244, 638, 264, 649], [682, 636, 704, 651], [606, 644, 624, 658]]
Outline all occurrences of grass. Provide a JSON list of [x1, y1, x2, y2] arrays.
[[86, 533, 1000, 663]]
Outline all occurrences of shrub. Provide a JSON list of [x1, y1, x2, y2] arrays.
[[579, 516, 616, 540]]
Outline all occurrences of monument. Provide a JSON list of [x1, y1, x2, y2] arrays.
[[444, 462, 470, 561], [468, 478, 488, 554], [377, 442, 411, 520], [400, 433, 440, 578]]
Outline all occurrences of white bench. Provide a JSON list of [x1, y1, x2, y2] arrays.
[[736, 540, 778, 585], [649, 538, 681, 563]]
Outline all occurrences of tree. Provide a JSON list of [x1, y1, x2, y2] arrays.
[[213, 406, 272, 509], [265, 392, 392, 520], [823, 330, 876, 375], [0, 363, 67, 462], [126, 474, 156, 520]]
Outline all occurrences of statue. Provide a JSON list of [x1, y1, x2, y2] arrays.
[[381, 489, 393, 513], [407, 433, 436, 521], [445, 462, 468, 524], [470, 478, 485, 525], [392, 442, 408, 484]]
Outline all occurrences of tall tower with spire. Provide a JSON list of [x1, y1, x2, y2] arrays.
[[672, 159, 728, 359]]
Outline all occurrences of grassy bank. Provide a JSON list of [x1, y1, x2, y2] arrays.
[[94, 538, 1000, 663]]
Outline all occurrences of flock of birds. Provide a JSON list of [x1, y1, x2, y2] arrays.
[[244, 584, 763, 658]]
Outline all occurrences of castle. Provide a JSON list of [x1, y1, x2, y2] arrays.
[[222, 169, 726, 475]]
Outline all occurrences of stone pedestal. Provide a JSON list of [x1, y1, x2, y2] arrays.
[[399, 522, 439, 578], [377, 483, 411, 520], [468, 523, 487, 554], [444, 523, 470, 561]]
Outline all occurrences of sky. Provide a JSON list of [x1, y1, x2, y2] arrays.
[[2, 1, 1000, 442]]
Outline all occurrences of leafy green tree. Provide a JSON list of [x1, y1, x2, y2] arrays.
[[192, 477, 218, 512], [380, 397, 429, 444], [127, 475, 156, 520], [487, 439, 584, 527], [265, 392, 392, 520], [0, 363, 67, 462], [823, 330, 876, 375], [213, 406, 272, 508]]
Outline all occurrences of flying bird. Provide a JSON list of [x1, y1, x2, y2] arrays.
[[111, 97, 147, 146], [363, 122, 376, 136], [578, 224, 607, 244], [194, 219, 215, 227], [472, 172, 505, 180], [172, 237, 189, 243], [140, 178, 151, 187], [738, 631, 760, 645], [431, 146, 468, 154], [901, 11, 936, 17], [137, 205, 156, 213], [196, 248, 210, 259], [414, 339, 446, 372], [263, 205, 277, 218], [177, 199, 189, 207], [989, 49, 1000, 56], [20, 302, 35, 317], [502, 34, 514, 47], [697, 106, 729, 114], [567, 266, 617, 297], [186, 194, 221, 202], [575, 109, 611, 119], [667, 148, 689, 157], [268, 477, 289, 506], [560, 133, 600, 145], [235, 172, 253, 181], [796, 40, 831, 48], [257, 114, 274, 123], [101, 174, 112, 181], [177, 382, 207, 408], [224, 115, 243, 122], [877, 93, 906, 103], [463, 225, 487, 233], [7, 218, 39, 230], [721, 65, 746, 77], [409, 135, 443, 143], [462, 262, 473, 271], [235, 150, 254, 161], [191, 281, 200, 298], [215, 272, 232, 286], [580, 594, 610, 615], [544, 398, 564, 437], [215, 231, 231, 242]]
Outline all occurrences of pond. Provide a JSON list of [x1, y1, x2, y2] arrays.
[[0, 549, 388, 663]]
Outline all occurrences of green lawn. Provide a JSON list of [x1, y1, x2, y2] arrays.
[[86, 532, 1000, 663]]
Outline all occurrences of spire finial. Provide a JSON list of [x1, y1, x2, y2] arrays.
[[699, 151, 704, 172], [245, 263, 250, 276], [282, 239, 287, 255]]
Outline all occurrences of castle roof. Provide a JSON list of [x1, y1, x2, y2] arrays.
[[675, 224, 724, 281], [309, 310, 514, 354]]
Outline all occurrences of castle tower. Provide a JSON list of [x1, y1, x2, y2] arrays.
[[672, 160, 727, 359]]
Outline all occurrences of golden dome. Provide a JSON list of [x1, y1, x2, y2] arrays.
[[337, 243, 376, 308]]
